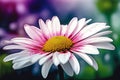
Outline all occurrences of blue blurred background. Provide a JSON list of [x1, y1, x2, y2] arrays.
[[0, 0, 120, 80]]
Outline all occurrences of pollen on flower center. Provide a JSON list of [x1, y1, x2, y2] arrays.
[[42, 36, 73, 52]]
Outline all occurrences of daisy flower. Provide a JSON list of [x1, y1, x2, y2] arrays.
[[3, 16, 115, 78]]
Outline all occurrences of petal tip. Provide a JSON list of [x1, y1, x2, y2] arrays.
[[53, 16, 59, 19], [3, 46, 7, 50], [39, 19, 43, 22], [24, 24, 29, 28], [73, 17, 78, 21], [94, 66, 98, 71], [52, 16, 60, 22], [111, 45, 115, 50], [3, 55, 11, 62], [24, 24, 31, 31], [12, 65, 18, 70], [3, 58, 8, 62], [86, 19, 92, 23]]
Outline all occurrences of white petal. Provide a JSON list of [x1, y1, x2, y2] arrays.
[[13, 53, 48, 64], [31, 53, 48, 63], [61, 62, 74, 76], [52, 16, 61, 36], [2, 40, 13, 44], [39, 54, 53, 65], [41, 59, 53, 78], [69, 54, 80, 74], [85, 19, 92, 24], [65, 17, 78, 37], [58, 52, 71, 64], [46, 19, 53, 37], [76, 18, 86, 31], [74, 45, 99, 54], [71, 18, 86, 38], [91, 31, 112, 37], [60, 25, 67, 36], [11, 37, 34, 44], [79, 37, 113, 44], [39, 19, 46, 29], [39, 19, 50, 39], [89, 56, 98, 70], [13, 59, 33, 69], [80, 23, 109, 40], [12, 55, 32, 63], [3, 45, 26, 50], [24, 24, 42, 41], [72, 51, 93, 66], [11, 37, 42, 47], [80, 23, 106, 34], [3, 51, 28, 62], [30, 26, 46, 44], [92, 42, 115, 50], [52, 52, 60, 66]]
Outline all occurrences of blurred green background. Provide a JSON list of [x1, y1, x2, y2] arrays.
[[0, 0, 120, 80]]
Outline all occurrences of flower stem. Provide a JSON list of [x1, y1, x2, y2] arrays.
[[58, 65, 64, 80], [105, 14, 119, 64], [105, 14, 112, 28]]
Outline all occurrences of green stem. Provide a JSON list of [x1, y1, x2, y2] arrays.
[[105, 14, 119, 65], [105, 14, 112, 29], [58, 65, 64, 80]]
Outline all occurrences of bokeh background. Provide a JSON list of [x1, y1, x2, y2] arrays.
[[0, 0, 120, 80]]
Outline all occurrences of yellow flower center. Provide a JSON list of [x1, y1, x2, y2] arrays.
[[42, 36, 73, 52]]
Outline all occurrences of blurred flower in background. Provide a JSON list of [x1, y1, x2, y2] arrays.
[[96, 0, 118, 16], [0, 0, 120, 80]]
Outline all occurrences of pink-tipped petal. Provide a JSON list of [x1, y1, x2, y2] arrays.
[[80, 23, 106, 34], [74, 37, 113, 47], [11, 37, 42, 48], [52, 16, 61, 36], [39, 19, 51, 39], [30, 26, 46, 43], [46, 19, 53, 37], [24, 25, 43, 41], [65, 17, 78, 37], [70, 18, 86, 39], [72, 23, 109, 43], [72, 45, 99, 55], [79, 23, 108, 40]]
